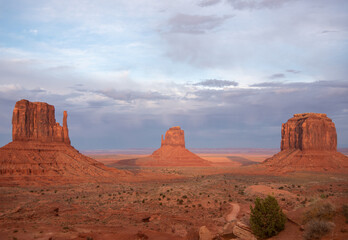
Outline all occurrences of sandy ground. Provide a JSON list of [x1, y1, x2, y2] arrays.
[[225, 203, 240, 222], [1, 151, 348, 240], [91, 151, 275, 166]]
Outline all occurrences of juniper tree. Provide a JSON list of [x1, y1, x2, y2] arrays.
[[250, 195, 286, 239]]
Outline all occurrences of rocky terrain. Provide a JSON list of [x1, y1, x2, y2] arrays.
[[264, 113, 348, 172], [0, 168, 347, 240]]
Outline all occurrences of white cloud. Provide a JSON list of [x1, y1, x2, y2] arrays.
[[0, 84, 23, 92], [29, 29, 38, 35]]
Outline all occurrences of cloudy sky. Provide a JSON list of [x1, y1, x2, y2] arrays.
[[0, 0, 347, 150]]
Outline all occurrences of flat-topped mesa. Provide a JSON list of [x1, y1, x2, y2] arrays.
[[281, 112, 337, 151], [161, 126, 185, 147], [12, 99, 70, 144], [263, 112, 348, 172]]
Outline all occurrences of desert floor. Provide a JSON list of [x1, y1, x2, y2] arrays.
[[0, 151, 347, 240]]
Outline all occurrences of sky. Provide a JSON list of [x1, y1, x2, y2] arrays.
[[0, 0, 347, 150]]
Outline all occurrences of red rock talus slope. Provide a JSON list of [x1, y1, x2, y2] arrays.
[[118, 127, 210, 166], [0, 99, 125, 183], [263, 113, 348, 172]]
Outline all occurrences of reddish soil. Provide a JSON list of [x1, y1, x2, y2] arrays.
[[1, 153, 348, 240]]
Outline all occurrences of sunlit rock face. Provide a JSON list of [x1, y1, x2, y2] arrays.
[[264, 113, 348, 172], [280, 113, 336, 151], [12, 99, 70, 144], [161, 126, 185, 148]]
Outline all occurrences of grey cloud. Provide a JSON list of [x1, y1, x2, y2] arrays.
[[1, 79, 347, 150], [176, 79, 348, 148], [45, 65, 75, 72], [227, 0, 293, 10], [269, 73, 285, 79], [166, 14, 233, 34], [98, 89, 170, 102], [198, 0, 222, 7], [194, 79, 238, 88], [312, 80, 348, 88], [250, 80, 348, 89], [321, 30, 339, 34], [286, 69, 301, 74], [29, 88, 47, 93], [250, 82, 285, 88]]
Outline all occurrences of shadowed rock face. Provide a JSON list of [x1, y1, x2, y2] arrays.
[[281, 113, 336, 151], [264, 113, 348, 172], [12, 99, 70, 144]]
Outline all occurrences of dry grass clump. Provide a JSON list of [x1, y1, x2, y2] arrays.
[[303, 201, 336, 240], [303, 219, 335, 240], [303, 201, 336, 224]]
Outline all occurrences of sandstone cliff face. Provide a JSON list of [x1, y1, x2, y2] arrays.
[[281, 113, 337, 151], [0, 99, 127, 182], [161, 126, 185, 147], [264, 113, 348, 172], [12, 99, 70, 144]]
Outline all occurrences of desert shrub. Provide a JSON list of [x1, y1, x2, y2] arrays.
[[343, 205, 348, 223], [303, 219, 335, 240], [250, 195, 286, 239], [303, 202, 336, 224]]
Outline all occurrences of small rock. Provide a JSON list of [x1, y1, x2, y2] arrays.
[[199, 226, 213, 240], [232, 221, 257, 240], [223, 221, 236, 235]]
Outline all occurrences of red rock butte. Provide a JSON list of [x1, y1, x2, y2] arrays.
[[0, 99, 125, 183], [150, 127, 210, 166], [117, 126, 210, 166], [263, 113, 348, 172], [12, 100, 70, 144]]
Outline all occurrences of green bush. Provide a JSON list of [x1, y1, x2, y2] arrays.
[[250, 195, 286, 239]]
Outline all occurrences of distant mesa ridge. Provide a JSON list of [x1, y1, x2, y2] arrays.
[[264, 112, 348, 171]]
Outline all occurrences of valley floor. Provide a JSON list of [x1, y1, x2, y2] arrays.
[[1, 165, 348, 240]]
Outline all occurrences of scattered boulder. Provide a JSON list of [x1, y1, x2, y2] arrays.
[[232, 221, 257, 240], [199, 226, 213, 240], [223, 221, 236, 235], [135, 231, 149, 240]]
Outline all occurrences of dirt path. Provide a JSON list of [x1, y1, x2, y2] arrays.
[[226, 203, 240, 222]]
